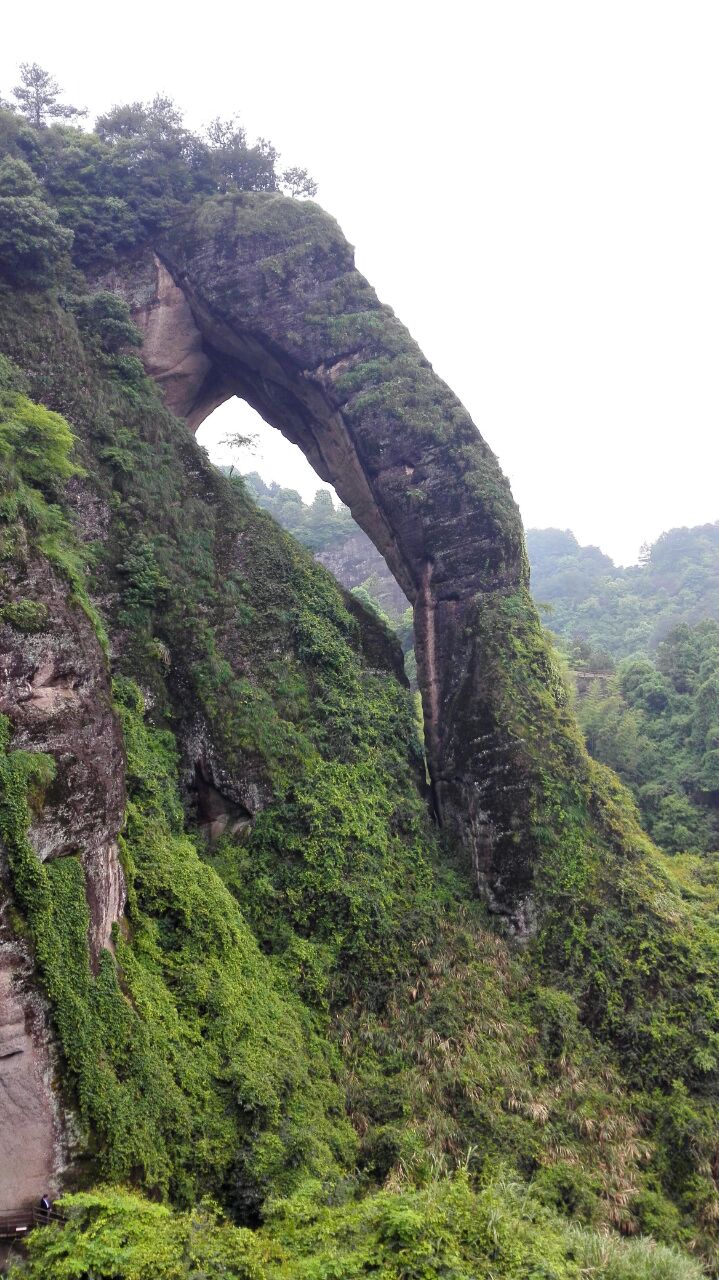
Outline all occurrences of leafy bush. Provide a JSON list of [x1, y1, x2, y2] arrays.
[[0, 382, 79, 492], [72, 291, 142, 354], [0, 155, 72, 285], [8, 1179, 706, 1280], [7, 1189, 268, 1280], [0, 598, 49, 631]]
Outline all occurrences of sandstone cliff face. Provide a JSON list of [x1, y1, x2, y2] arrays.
[[0, 556, 126, 959], [0, 553, 126, 1209], [316, 529, 410, 621], [90, 255, 217, 428], [0, 936, 63, 1215]]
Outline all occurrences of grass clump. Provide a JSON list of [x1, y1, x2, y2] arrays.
[[0, 597, 48, 631]]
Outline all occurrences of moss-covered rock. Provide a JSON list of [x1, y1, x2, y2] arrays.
[[1, 135, 719, 1273]]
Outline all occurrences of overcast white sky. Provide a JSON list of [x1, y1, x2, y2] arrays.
[[3, 1, 718, 564]]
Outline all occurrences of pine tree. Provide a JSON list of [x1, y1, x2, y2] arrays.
[[11, 62, 86, 127]]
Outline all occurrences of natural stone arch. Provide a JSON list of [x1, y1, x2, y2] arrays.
[[112, 193, 586, 926]]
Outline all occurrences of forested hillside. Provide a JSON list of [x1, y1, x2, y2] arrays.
[[1, 68, 718, 1280], [528, 524, 719, 658], [527, 528, 719, 856]]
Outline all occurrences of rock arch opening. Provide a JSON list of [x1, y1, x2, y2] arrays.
[[197, 397, 337, 507], [198, 398, 414, 661]]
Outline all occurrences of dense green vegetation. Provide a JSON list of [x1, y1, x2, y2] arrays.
[[0, 72, 315, 274], [0, 676, 352, 1207], [528, 524, 719, 659], [9, 1182, 706, 1280], [239, 483, 719, 856], [0, 155, 73, 287], [1, 71, 719, 1278], [240, 472, 415, 668], [577, 622, 719, 853], [524, 528, 719, 855]]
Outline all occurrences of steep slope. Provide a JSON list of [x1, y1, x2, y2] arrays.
[[0, 293, 435, 1210], [0, 286, 715, 1256], [0, 107, 718, 1276]]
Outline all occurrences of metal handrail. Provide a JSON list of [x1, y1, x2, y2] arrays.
[[0, 1211, 33, 1239], [32, 1207, 66, 1225], [0, 1206, 66, 1238]]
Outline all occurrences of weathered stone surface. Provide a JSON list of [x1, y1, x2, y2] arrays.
[[0, 934, 64, 1212], [0, 553, 127, 1211], [0, 557, 126, 957], [317, 529, 410, 620], [179, 713, 270, 842], [90, 251, 230, 429], [116, 193, 556, 920]]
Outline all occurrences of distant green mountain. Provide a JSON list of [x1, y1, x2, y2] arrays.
[[527, 523, 719, 658], [240, 478, 719, 661]]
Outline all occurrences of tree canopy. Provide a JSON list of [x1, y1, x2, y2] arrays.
[[0, 154, 73, 286], [0, 64, 317, 267], [577, 621, 719, 854], [527, 523, 719, 658], [239, 473, 356, 553]]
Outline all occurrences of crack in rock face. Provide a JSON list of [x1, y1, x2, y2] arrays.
[[0, 556, 127, 1207], [103, 197, 563, 926], [194, 761, 253, 844]]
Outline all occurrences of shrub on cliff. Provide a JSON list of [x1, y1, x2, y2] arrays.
[[71, 291, 142, 355], [0, 155, 72, 286], [0, 388, 79, 493]]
